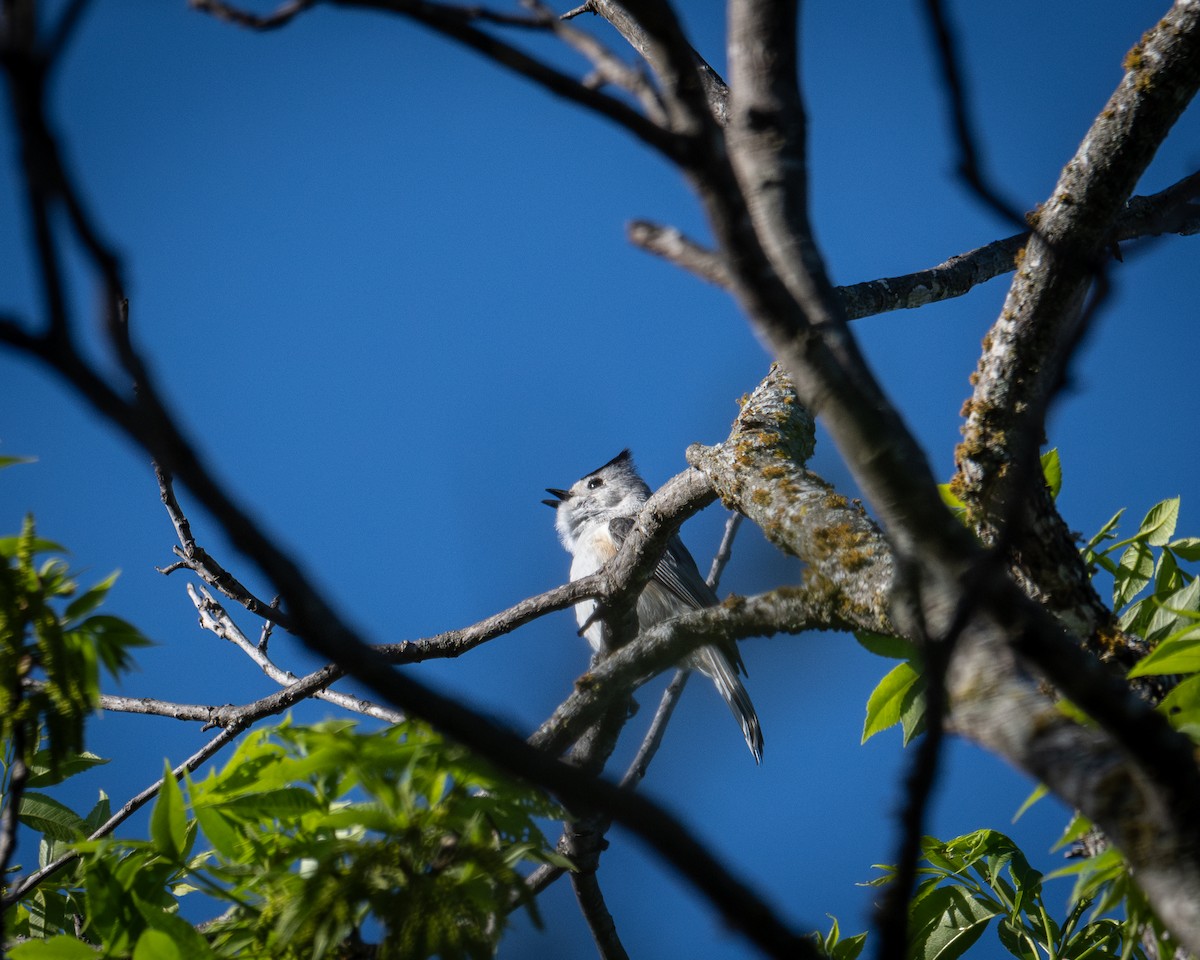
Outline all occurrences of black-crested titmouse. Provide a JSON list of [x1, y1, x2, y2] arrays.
[[543, 450, 763, 763]]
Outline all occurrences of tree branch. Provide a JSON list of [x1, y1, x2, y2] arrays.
[[954, 2, 1200, 655], [630, 171, 1200, 319]]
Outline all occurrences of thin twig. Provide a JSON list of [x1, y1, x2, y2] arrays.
[[188, 583, 404, 723], [919, 0, 1025, 228], [188, 0, 315, 30], [193, 0, 682, 159], [3, 726, 239, 907], [706, 511, 743, 590], [156, 464, 294, 631]]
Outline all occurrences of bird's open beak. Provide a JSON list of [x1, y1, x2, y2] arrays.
[[542, 487, 569, 508]]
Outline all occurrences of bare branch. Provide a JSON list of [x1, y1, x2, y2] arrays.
[[194, 0, 683, 159], [378, 576, 601, 662], [187, 584, 405, 723], [528, 588, 842, 756], [568, 0, 730, 125], [918, 0, 1026, 227], [954, 3, 1200, 654], [627, 219, 731, 287], [706, 511, 743, 590], [156, 464, 292, 630], [97, 693, 232, 724], [189, 0, 316, 30], [572, 871, 631, 960], [633, 172, 1200, 320]]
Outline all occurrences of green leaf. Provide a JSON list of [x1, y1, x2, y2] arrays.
[[8, 936, 100, 959], [134, 891, 217, 959], [132, 929, 189, 960], [1168, 537, 1200, 561], [1137, 497, 1180, 547], [831, 931, 868, 960], [151, 763, 189, 861], [1159, 675, 1200, 739], [1012, 784, 1047, 823], [18, 793, 88, 841], [938, 483, 967, 521], [1082, 508, 1124, 557], [0, 535, 67, 558], [900, 684, 927, 746], [855, 631, 919, 660], [909, 885, 997, 960], [26, 750, 110, 788], [0, 454, 35, 470], [1050, 813, 1092, 854], [1040, 448, 1062, 499], [1155, 548, 1185, 597], [1142, 577, 1200, 646], [1128, 623, 1200, 677], [67, 614, 152, 678], [996, 917, 1040, 960], [83, 791, 112, 835], [215, 786, 323, 821], [1112, 541, 1154, 609], [63, 571, 119, 623], [862, 661, 924, 743]]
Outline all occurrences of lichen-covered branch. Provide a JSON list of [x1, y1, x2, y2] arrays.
[[954, 2, 1200, 653], [687, 366, 894, 635]]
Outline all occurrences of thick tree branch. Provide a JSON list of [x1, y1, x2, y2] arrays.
[[954, 2, 1200, 653]]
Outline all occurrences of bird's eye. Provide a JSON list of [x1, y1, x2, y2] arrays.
[[587, 477, 603, 490]]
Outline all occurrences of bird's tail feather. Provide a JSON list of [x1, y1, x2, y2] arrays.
[[696, 646, 763, 763]]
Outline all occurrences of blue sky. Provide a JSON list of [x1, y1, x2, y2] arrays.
[[2, 1, 1198, 957]]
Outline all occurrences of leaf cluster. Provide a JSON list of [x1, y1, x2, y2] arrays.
[[1, 515, 148, 772], [856, 453, 1200, 960], [868, 830, 1146, 960], [10, 720, 572, 960]]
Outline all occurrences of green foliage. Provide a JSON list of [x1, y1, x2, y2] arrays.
[[0, 516, 149, 772], [857, 633, 925, 745], [868, 830, 1147, 960], [813, 915, 867, 960], [15, 720, 571, 960], [861, 457, 1200, 959]]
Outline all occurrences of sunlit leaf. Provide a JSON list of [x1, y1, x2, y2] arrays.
[[1012, 784, 1047, 823], [1159, 675, 1200, 739], [1128, 623, 1200, 677], [1168, 537, 1200, 561], [1137, 497, 1180, 547], [909, 885, 997, 960], [862, 661, 924, 743], [132, 929, 189, 960], [1040, 448, 1062, 499], [1112, 541, 1154, 609]]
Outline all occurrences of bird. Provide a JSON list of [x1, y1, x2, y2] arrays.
[[543, 449, 762, 762]]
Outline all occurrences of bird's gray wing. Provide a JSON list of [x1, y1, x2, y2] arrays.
[[607, 516, 718, 609]]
